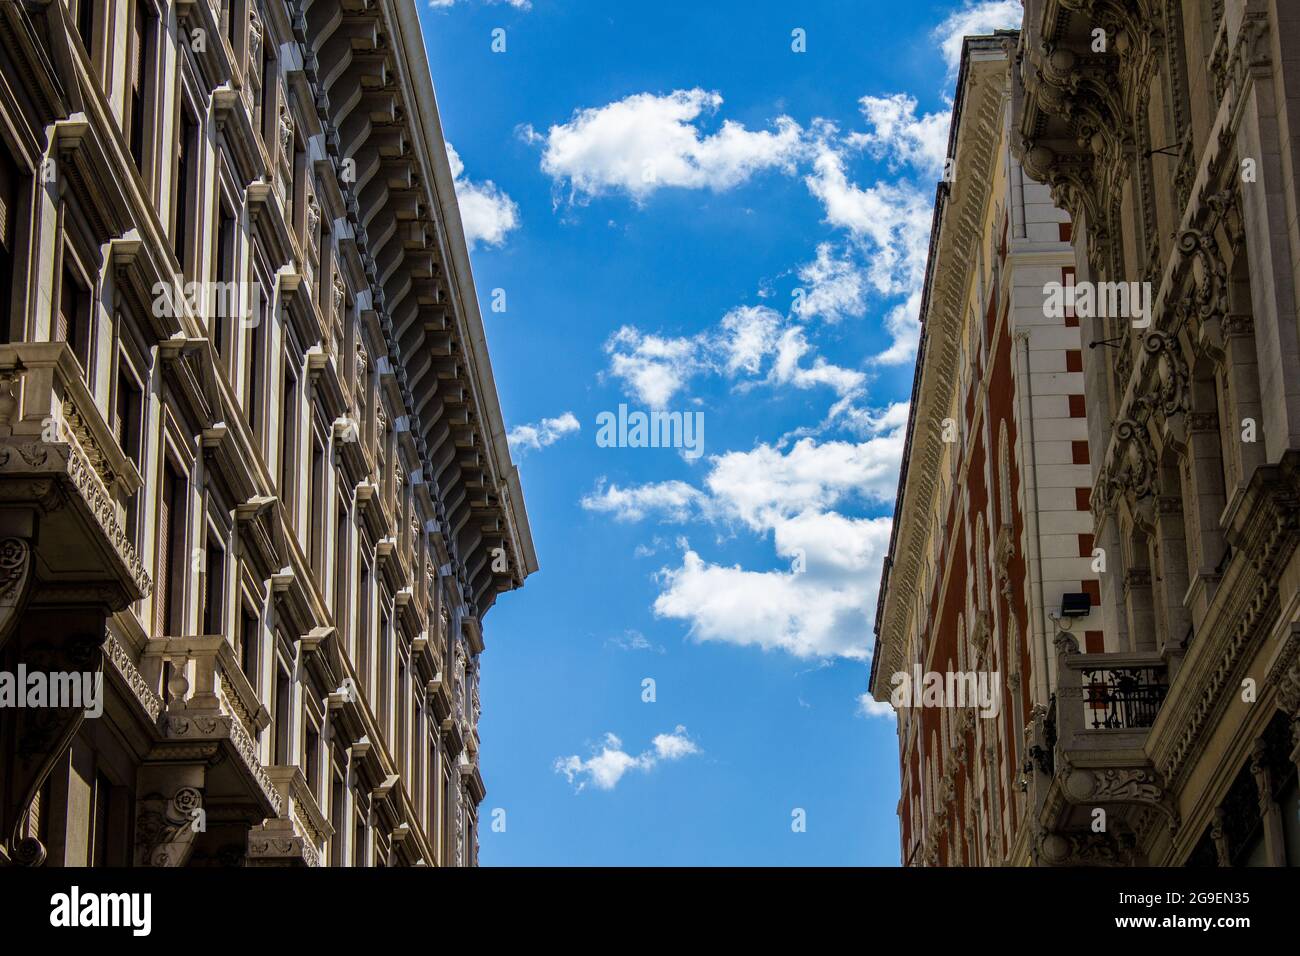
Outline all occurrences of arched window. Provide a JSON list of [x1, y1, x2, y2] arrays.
[[997, 419, 1012, 529], [974, 515, 990, 614]]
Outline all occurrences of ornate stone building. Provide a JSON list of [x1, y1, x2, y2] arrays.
[[870, 34, 1106, 865], [0, 0, 535, 867], [1008, 0, 1300, 865]]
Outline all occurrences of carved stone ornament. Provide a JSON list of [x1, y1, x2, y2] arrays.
[[248, 8, 263, 68], [278, 104, 293, 158], [0, 537, 33, 648], [1142, 330, 1190, 418], [306, 195, 321, 251], [1039, 829, 1138, 867], [1062, 766, 1180, 833], [1108, 419, 1157, 501], [135, 786, 205, 867]]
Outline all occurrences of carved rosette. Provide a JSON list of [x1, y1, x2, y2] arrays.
[[135, 786, 205, 867]]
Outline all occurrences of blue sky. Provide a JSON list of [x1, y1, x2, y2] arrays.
[[418, 0, 1022, 865]]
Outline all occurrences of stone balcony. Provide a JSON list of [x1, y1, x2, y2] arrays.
[[0, 342, 151, 624], [247, 766, 334, 867], [136, 635, 281, 866], [1025, 632, 1180, 865]]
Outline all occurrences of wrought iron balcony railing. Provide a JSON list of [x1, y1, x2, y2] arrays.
[[1080, 664, 1168, 730], [1052, 631, 1171, 750]]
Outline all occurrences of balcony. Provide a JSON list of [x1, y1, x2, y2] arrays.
[[1024, 631, 1181, 866], [136, 635, 281, 866], [0, 343, 150, 625], [246, 766, 334, 867]]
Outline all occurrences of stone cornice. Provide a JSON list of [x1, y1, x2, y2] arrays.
[[872, 40, 1009, 697]]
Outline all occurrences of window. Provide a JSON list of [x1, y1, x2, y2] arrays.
[[353, 799, 368, 867], [56, 261, 92, 372], [202, 535, 226, 635], [290, 134, 306, 233], [221, 0, 239, 46], [174, 107, 199, 276], [363, 360, 375, 447], [426, 736, 437, 832], [238, 603, 259, 683], [273, 657, 293, 765], [357, 562, 370, 689], [259, 29, 276, 146], [210, 204, 236, 357], [441, 768, 452, 864], [334, 501, 349, 638], [396, 657, 408, 778], [378, 609, 390, 734], [245, 275, 268, 440], [127, 2, 156, 174], [155, 462, 187, 636], [329, 764, 345, 867], [0, 141, 27, 341], [114, 366, 143, 465], [71, 0, 95, 58], [304, 721, 320, 796], [280, 360, 299, 518], [413, 705, 424, 825], [114, 362, 143, 539], [308, 439, 325, 576], [316, 206, 332, 306]]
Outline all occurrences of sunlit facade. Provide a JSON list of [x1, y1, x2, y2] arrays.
[[0, 0, 535, 867]]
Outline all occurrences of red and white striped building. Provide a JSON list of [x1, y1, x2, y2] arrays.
[[869, 33, 1103, 866]]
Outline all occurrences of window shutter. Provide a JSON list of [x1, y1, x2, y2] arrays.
[[131, 5, 145, 96], [0, 152, 12, 252]]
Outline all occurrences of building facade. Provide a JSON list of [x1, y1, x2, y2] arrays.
[[1008, 0, 1300, 866], [0, 0, 536, 867], [870, 34, 1106, 866], [876, 0, 1300, 868]]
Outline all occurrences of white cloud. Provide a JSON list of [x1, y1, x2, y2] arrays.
[[528, 89, 804, 202], [603, 325, 710, 408], [851, 93, 951, 177], [580, 478, 704, 523], [804, 134, 932, 298], [765, 327, 866, 398], [875, 289, 923, 366], [654, 515, 891, 660], [792, 244, 868, 324], [604, 304, 864, 408], [554, 726, 700, 792], [507, 411, 580, 453], [704, 425, 905, 529], [585, 406, 908, 660], [932, 1, 1023, 74], [858, 693, 898, 719], [606, 629, 666, 653], [651, 727, 700, 760], [445, 142, 520, 249], [430, 0, 531, 9], [718, 305, 782, 376]]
